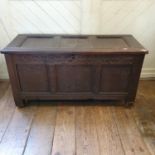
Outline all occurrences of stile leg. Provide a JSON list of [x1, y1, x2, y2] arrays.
[[125, 100, 134, 108], [14, 97, 26, 108]]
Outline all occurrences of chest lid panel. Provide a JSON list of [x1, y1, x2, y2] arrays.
[[1, 34, 148, 54]]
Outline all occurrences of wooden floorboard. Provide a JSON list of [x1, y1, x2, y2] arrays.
[[93, 106, 125, 155], [23, 104, 57, 155], [134, 80, 155, 155], [0, 86, 16, 142], [0, 105, 37, 155], [51, 105, 75, 155], [76, 106, 100, 155], [0, 80, 154, 155], [112, 107, 150, 155], [144, 137, 155, 155]]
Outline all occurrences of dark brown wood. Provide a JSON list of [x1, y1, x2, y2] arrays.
[[1, 34, 148, 107]]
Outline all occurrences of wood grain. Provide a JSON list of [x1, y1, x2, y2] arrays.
[[144, 138, 155, 155], [0, 86, 15, 141], [93, 106, 125, 155], [138, 80, 155, 97], [134, 80, 155, 155], [0, 105, 37, 155], [23, 104, 57, 155], [76, 106, 100, 155], [112, 107, 151, 155], [51, 105, 75, 155]]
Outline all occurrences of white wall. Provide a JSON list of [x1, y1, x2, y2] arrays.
[[0, 0, 155, 79]]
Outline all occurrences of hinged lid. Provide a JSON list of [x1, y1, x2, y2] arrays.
[[1, 34, 148, 54]]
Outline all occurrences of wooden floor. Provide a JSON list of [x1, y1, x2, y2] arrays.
[[0, 80, 154, 155]]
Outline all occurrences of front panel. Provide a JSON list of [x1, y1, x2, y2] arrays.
[[54, 65, 93, 92], [12, 54, 137, 103], [17, 64, 49, 92]]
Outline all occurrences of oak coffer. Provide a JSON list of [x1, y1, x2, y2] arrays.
[[1, 34, 148, 107]]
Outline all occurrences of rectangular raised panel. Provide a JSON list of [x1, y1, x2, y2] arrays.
[[56, 65, 92, 92], [17, 64, 49, 92], [61, 36, 91, 48], [100, 65, 131, 93], [95, 37, 128, 48], [20, 37, 58, 48]]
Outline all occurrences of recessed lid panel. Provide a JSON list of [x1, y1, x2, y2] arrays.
[[20, 37, 57, 48], [20, 36, 128, 49], [60, 36, 92, 49], [94, 37, 128, 49]]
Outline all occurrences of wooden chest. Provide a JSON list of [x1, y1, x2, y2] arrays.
[[1, 34, 148, 107]]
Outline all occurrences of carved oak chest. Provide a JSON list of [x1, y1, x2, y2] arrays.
[[1, 34, 148, 107]]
